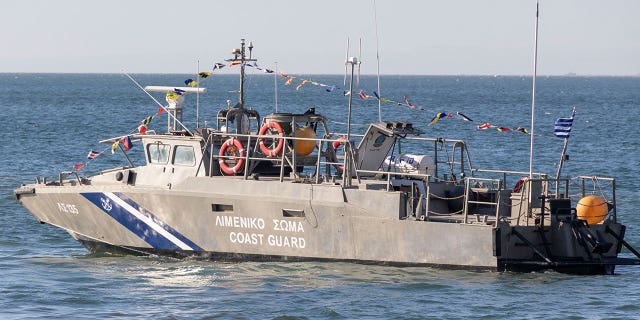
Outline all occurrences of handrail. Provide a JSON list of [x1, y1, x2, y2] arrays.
[[212, 132, 350, 183], [463, 177, 502, 225], [206, 131, 619, 227], [356, 169, 430, 191], [59, 171, 82, 185]]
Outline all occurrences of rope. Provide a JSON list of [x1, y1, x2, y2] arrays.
[[427, 209, 464, 216], [428, 193, 465, 201], [328, 120, 370, 127]]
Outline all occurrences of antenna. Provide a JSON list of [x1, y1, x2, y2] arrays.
[[274, 61, 278, 113], [196, 60, 200, 128], [528, 1, 540, 179], [357, 38, 362, 86], [343, 38, 350, 86], [373, 0, 382, 122]]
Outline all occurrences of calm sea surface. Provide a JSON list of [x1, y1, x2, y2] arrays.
[[1, 73, 640, 319]]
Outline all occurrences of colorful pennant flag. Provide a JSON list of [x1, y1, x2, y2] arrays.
[[74, 164, 85, 171], [516, 127, 529, 134], [184, 79, 198, 87], [358, 91, 373, 99], [296, 80, 310, 90], [428, 112, 447, 126], [198, 72, 212, 78], [166, 89, 183, 100], [373, 91, 391, 103], [403, 96, 414, 108], [121, 136, 133, 151], [213, 63, 225, 71], [111, 140, 120, 154], [497, 127, 511, 132], [456, 112, 473, 122], [477, 122, 492, 130], [87, 150, 100, 160], [141, 115, 154, 125]]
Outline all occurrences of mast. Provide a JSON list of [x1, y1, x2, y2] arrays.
[[528, 1, 540, 179], [343, 55, 359, 187], [346, 57, 358, 141], [227, 39, 256, 108]]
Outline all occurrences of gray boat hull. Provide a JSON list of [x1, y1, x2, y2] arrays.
[[16, 176, 631, 274]]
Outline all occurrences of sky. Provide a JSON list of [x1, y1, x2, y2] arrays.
[[2, 0, 638, 76]]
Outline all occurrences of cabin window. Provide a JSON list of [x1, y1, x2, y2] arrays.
[[148, 143, 170, 164], [173, 145, 196, 166]]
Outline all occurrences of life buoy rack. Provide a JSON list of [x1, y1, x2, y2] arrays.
[[218, 138, 245, 175], [332, 137, 347, 171], [258, 121, 285, 157], [513, 176, 529, 193]]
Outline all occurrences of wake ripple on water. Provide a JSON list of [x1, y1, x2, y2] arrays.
[[2, 250, 640, 319]]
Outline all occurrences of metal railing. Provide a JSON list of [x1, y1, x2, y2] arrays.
[[463, 177, 502, 225], [211, 132, 350, 184]]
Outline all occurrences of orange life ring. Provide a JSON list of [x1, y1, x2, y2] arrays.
[[218, 138, 245, 175], [258, 121, 285, 157], [513, 177, 528, 193], [333, 137, 347, 171]]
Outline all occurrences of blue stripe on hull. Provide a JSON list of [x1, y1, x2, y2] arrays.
[[112, 192, 203, 251], [80, 192, 203, 251]]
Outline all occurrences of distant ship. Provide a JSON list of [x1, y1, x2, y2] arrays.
[[14, 39, 640, 274]]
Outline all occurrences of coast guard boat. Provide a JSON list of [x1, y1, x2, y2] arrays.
[[14, 40, 640, 274]]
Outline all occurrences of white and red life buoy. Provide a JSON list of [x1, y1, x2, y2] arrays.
[[332, 137, 347, 171], [218, 138, 245, 175], [258, 121, 285, 157], [513, 176, 529, 193]]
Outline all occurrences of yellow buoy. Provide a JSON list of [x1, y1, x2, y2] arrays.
[[576, 195, 609, 225], [295, 126, 316, 156]]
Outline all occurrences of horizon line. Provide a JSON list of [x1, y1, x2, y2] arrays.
[[1, 71, 639, 78]]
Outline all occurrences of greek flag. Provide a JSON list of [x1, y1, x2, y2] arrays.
[[554, 109, 576, 139]]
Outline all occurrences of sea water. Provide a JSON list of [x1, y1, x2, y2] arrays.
[[1, 73, 640, 319]]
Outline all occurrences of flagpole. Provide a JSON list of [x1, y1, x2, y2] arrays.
[[555, 106, 576, 194], [528, 1, 539, 179], [555, 137, 569, 192]]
